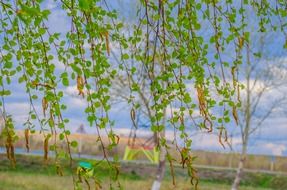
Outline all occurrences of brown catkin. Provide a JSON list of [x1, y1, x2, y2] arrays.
[[5, 142, 10, 160], [5, 135, 16, 167], [232, 106, 239, 125], [10, 144, 16, 167], [24, 128, 30, 152], [238, 36, 244, 49], [77, 76, 85, 97], [104, 31, 110, 56], [130, 108, 136, 121], [218, 128, 225, 149], [42, 97, 48, 117], [44, 136, 50, 163]]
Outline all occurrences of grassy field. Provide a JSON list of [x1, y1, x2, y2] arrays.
[[1, 154, 286, 190], [6, 130, 287, 173], [0, 171, 273, 190]]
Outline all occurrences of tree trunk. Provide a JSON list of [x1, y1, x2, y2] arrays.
[[232, 49, 251, 190], [151, 146, 166, 190], [231, 155, 246, 190], [151, 108, 167, 190]]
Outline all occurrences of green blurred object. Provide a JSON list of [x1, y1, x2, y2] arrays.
[[78, 161, 92, 169], [77, 161, 94, 179]]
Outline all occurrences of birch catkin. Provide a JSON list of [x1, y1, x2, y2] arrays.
[[24, 128, 30, 152]]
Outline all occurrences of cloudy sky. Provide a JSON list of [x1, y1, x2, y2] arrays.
[[1, 0, 287, 157]]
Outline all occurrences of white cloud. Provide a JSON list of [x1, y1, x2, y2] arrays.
[[188, 132, 231, 151], [4, 102, 41, 126], [265, 143, 286, 156], [46, 4, 70, 34], [66, 97, 87, 109], [44, 0, 58, 10], [53, 58, 67, 71], [65, 85, 94, 97], [65, 85, 79, 96], [254, 117, 287, 139]]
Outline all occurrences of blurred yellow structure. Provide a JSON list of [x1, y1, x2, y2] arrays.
[[123, 145, 159, 164]]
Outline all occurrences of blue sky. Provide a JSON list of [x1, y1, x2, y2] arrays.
[[1, 0, 287, 157]]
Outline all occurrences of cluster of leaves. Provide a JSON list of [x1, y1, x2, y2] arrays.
[[0, 0, 286, 189]]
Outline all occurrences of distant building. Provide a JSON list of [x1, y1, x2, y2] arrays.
[[76, 124, 86, 157], [76, 124, 86, 134]]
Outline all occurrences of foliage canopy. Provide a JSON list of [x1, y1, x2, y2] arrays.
[[0, 0, 286, 189]]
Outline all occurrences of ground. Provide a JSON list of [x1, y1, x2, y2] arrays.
[[0, 154, 286, 190]]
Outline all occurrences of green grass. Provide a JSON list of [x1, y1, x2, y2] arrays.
[[0, 171, 274, 190], [0, 154, 286, 190]]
